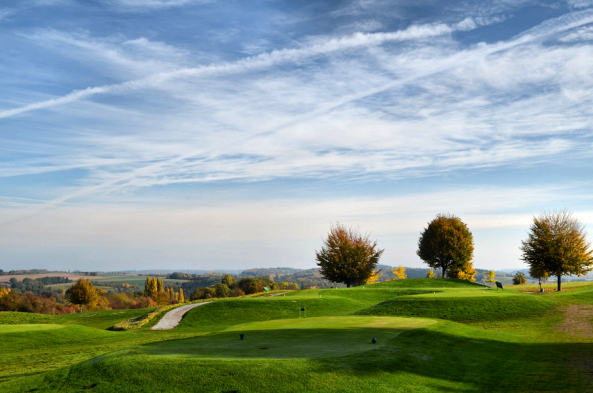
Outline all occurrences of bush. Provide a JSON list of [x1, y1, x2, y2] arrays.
[[513, 272, 527, 285], [237, 277, 277, 294], [214, 283, 232, 298], [0, 291, 76, 314]]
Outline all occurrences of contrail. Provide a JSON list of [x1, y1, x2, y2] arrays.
[[0, 23, 454, 119]]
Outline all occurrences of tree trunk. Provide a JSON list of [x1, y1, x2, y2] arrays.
[[346, 283, 351, 288], [442, 267, 446, 279], [557, 275, 562, 292]]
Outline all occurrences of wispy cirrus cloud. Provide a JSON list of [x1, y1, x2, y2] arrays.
[[0, 21, 459, 120], [3, 0, 593, 271]]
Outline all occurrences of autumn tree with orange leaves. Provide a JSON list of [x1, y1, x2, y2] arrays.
[[316, 223, 384, 287]]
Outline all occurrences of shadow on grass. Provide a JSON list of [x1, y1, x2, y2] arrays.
[[4, 314, 592, 393]]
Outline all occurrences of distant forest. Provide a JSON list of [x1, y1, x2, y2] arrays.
[[162, 265, 529, 293]]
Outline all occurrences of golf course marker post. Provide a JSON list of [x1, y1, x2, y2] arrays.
[[300, 307, 306, 318], [240, 334, 245, 340]]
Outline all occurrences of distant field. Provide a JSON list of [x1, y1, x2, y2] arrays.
[[511, 281, 593, 291], [9, 274, 192, 289], [92, 276, 189, 289], [0, 273, 108, 283]]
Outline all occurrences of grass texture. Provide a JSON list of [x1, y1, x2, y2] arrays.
[[1, 278, 592, 392]]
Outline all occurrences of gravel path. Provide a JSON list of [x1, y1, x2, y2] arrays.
[[152, 302, 211, 330]]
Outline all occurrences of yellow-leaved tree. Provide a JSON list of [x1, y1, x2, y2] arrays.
[[426, 269, 435, 278], [485, 270, 496, 285], [179, 288, 184, 303], [392, 265, 406, 279], [365, 270, 382, 284], [455, 261, 477, 282], [69, 279, 98, 313]]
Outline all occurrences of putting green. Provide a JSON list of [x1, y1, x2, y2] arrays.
[[139, 316, 436, 359], [0, 324, 65, 333]]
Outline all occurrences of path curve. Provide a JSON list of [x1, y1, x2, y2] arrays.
[[152, 302, 211, 330]]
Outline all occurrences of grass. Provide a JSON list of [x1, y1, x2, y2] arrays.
[[1, 278, 592, 392], [356, 290, 557, 323]]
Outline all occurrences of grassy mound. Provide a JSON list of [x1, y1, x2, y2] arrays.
[[178, 297, 360, 331], [0, 324, 65, 334], [371, 278, 485, 288], [6, 318, 589, 393], [142, 316, 435, 359], [355, 291, 556, 322], [0, 312, 56, 325], [0, 309, 156, 330]]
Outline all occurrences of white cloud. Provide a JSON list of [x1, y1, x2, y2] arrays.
[[2, 8, 593, 237], [568, 0, 593, 9], [106, 0, 206, 11], [0, 8, 17, 21]]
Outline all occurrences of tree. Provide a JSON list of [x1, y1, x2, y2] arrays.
[[512, 271, 526, 285], [392, 265, 406, 279], [178, 288, 184, 303], [214, 283, 232, 298], [365, 270, 382, 284], [454, 261, 477, 282], [221, 274, 235, 286], [485, 270, 497, 285], [316, 223, 384, 287], [520, 211, 593, 291], [69, 279, 98, 312], [417, 214, 474, 278], [144, 277, 158, 298], [426, 269, 435, 278]]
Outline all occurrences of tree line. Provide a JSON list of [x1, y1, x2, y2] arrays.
[[316, 211, 593, 291]]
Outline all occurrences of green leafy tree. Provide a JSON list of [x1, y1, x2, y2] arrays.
[[221, 274, 235, 286], [417, 214, 474, 278], [316, 223, 384, 287], [214, 283, 232, 298], [69, 279, 98, 312], [520, 211, 593, 291]]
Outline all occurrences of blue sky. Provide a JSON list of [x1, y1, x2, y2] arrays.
[[1, 0, 593, 272]]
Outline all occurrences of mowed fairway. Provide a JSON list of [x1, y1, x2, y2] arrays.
[[141, 316, 436, 359], [1, 279, 593, 392]]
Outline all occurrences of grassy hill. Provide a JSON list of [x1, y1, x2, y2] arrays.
[[1, 278, 592, 392]]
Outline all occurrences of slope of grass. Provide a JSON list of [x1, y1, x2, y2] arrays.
[[356, 291, 556, 323], [143, 316, 436, 359], [2, 278, 592, 392], [0, 309, 156, 330], [371, 278, 484, 288], [5, 317, 590, 393]]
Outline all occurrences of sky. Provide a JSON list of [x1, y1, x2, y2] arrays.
[[1, 0, 593, 272]]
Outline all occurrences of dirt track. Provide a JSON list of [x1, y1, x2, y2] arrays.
[[152, 302, 212, 330]]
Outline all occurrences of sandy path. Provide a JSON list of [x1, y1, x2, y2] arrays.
[[557, 304, 593, 338], [152, 302, 211, 330]]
